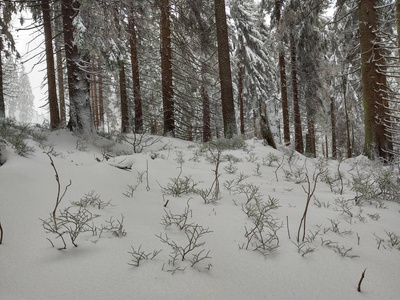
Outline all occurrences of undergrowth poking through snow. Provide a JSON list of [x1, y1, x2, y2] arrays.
[[0, 127, 400, 299]]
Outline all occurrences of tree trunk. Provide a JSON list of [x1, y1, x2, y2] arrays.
[[42, 0, 60, 129], [342, 75, 352, 158], [397, 0, 400, 59], [160, 0, 175, 136], [275, 0, 290, 146], [359, 0, 392, 160], [128, 9, 143, 134], [238, 53, 244, 135], [259, 101, 276, 149], [54, 0, 66, 125], [214, 0, 237, 138], [201, 62, 211, 142], [62, 0, 93, 135], [98, 65, 104, 131], [290, 30, 303, 153], [119, 63, 129, 133], [90, 61, 99, 129], [331, 97, 337, 159], [0, 37, 4, 121]]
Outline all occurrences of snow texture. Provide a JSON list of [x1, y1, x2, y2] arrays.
[[0, 130, 399, 300]]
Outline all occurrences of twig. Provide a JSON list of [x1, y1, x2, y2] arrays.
[[357, 268, 367, 292], [0, 222, 3, 244], [146, 160, 150, 191], [286, 216, 291, 240]]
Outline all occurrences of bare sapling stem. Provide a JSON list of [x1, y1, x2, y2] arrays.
[[46, 152, 72, 230], [0, 222, 3, 244], [297, 167, 324, 242], [357, 268, 367, 292]]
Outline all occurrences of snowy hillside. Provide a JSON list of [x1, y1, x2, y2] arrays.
[[1, 128, 400, 300]]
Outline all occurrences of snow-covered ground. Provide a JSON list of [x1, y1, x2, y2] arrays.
[[1, 129, 399, 300]]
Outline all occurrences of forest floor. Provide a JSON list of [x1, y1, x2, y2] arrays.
[[1, 128, 400, 300]]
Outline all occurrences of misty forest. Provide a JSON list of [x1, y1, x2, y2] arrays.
[[1, 1, 400, 299]]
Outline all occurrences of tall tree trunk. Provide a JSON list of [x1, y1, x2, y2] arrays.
[[90, 61, 99, 129], [275, 0, 290, 146], [290, 30, 303, 153], [54, 0, 66, 125], [342, 75, 352, 158], [128, 9, 143, 134], [359, 0, 392, 160], [98, 65, 104, 131], [0, 37, 4, 121], [238, 52, 244, 135], [201, 62, 211, 142], [62, 0, 93, 135], [42, 0, 60, 129], [214, 0, 237, 138], [160, 0, 175, 136], [119, 63, 129, 133], [397, 0, 400, 59], [331, 97, 337, 159]]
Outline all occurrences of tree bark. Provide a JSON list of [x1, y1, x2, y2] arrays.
[[359, 0, 392, 160], [342, 75, 352, 158], [119, 63, 129, 133], [98, 65, 104, 131], [201, 63, 211, 142], [214, 0, 237, 138], [42, 0, 60, 129], [54, 0, 66, 125], [0, 37, 4, 121], [331, 97, 337, 159], [290, 30, 303, 153], [275, 0, 290, 146], [128, 9, 143, 134], [160, 0, 175, 136], [238, 52, 244, 135], [62, 0, 93, 135]]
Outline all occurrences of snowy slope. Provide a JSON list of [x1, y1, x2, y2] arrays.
[[1, 129, 399, 300]]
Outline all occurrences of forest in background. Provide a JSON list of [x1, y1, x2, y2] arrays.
[[0, 0, 399, 162]]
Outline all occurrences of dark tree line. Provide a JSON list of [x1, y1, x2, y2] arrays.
[[1, 0, 400, 161]]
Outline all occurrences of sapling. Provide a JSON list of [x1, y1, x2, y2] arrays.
[[297, 166, 325, 242], [195, 143, 222, 204]]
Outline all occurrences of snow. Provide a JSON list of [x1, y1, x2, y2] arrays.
[[1, 129, 400, 300]]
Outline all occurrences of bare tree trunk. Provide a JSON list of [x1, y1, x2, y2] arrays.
[[214, 0, 237, 138], [119, 63, 129, 133], [128, 9, 143, 134], [202, 62, 211, 142], [359, 0, 392, 160], [290, 30, 303, 153], [98, 65, 104, 131], [331, 97, 337, 159], [54, 0, 66, 125], [342, 76, 352, 158], [42, 0, 60, 129], [62, 0, 93, 134], [160, 0, 175, 136], [275, 0, 290, 145], [0, 37, 4, 120], [238, 53, 244, 135]]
